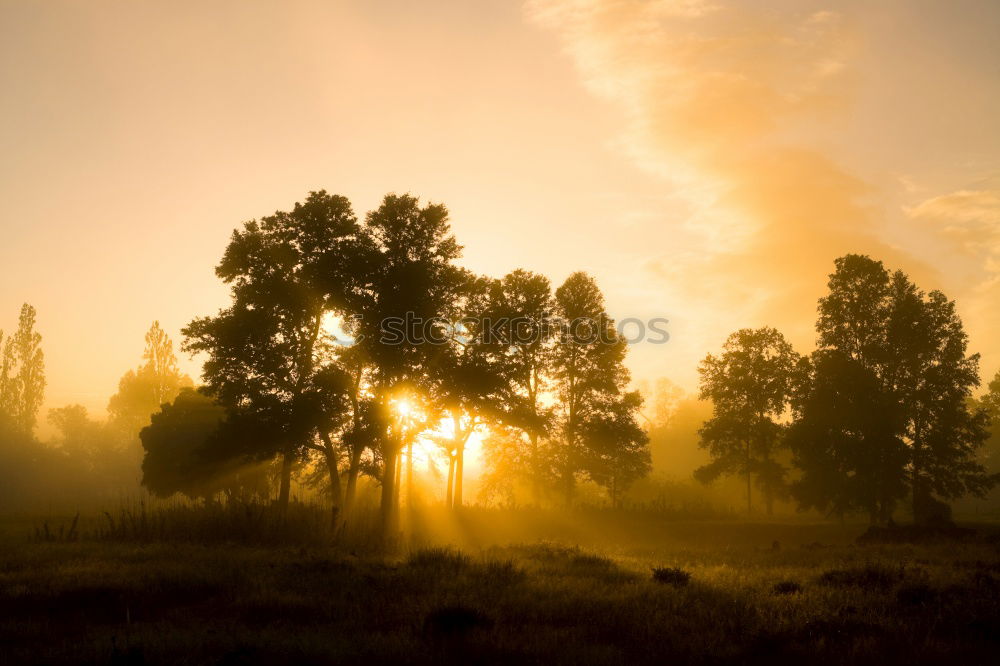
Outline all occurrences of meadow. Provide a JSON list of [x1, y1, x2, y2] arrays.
[[1, 506, 998, 665]]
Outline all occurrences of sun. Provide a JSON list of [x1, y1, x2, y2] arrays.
[[393, 398, 412, 419]]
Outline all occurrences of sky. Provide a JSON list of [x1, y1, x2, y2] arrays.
[[1, 0, 999, 427]]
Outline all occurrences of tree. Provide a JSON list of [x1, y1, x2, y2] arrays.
[[344, 193, 464, 536], [479, 270, 556, 504], [789, 350, 908, 521], [0, 304, 45, 434], [49, 405, 106, 468], [793, 254, 996, 523], [140, 388, 271, 501], [107, 321, 193, 448], [428, 273, 510, 509], [977, 370, 1000, 475], [550, 272, 647, 505], [581, 391, 650, 507], [901, 289, 994, 522], [183, 191, 361, 519], [696, 327, 800, 514]]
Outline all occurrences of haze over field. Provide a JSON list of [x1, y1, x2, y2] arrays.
[[3, 0, 999, 420]]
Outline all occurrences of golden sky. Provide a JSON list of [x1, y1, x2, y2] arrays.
[[1, 0, 999, 421]]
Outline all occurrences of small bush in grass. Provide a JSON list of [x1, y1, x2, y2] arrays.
[[481, 558, 525, 586], [818, 564, 900, 590], [895, 583, 937, 607], [423, 605, 493, 638], [652, 566, 690, 587], [772, 581, 802, 595], [406, 547, 469, 572]]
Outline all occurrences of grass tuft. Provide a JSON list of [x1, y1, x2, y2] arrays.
[[772, 580, 803, 595], [817, 564, 900, 590], [406, 547, 469, 572], [651, 566, 691, 586]]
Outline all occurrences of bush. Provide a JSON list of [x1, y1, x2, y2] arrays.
[[423, 605, 493, 638], [652, 566, 691, 586], [818, 564, 900, 590], [406, 547, 469, 572], [772, 581, 802, 595]]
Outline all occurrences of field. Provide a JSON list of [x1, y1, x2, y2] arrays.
[[1, 509, 999, 665]]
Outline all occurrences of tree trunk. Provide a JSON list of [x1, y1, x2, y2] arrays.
[[745, 440, 752, 514], [764, 486, 773, 516], [277, 449, 294, 514], [318, 431, 343, 533], [343, 446, 362, 520], [394, 451, 402, 511], [911, 441, 923, 524], [530, 432, 540, 506], [406, 440, 414, 508], [446, 454, 455, 508], [454, 445, 464, 508], [379, 440, 399, 539]]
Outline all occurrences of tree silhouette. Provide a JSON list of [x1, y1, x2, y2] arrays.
[[183, 192, 360, 517], [789, 349, 907, 521], [140, 388, 271, 501], [551, 272, 647, 506], [977, 370, 1000, 476], [696, 327, 800, 514], [108, 321, 193, 450], [481, 270, 556, 505], [792, 254, 996, 523], [0, 304, 45, 434], [580, 390, 650, 507], [426, 273, 505, 508], [344, 193, 464, 536]]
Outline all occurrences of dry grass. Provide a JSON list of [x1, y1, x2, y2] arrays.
[[1, 510, 999, 665]]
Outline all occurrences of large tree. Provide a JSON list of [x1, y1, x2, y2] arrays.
[[426, 273, 507, 509], [580, 390, 650, 507], [789, 350, 908, 521], [977, 370, 1000, 476], [343, 193, 465, 536], [696, 327, 800, 514], [793, 254, 996, 523], [550, 272, 648, 505], [480, 269, 556, 505], [183, 191, 361, 518]]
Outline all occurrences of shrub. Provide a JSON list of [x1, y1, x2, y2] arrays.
[[652, 566, 691, 587], [772, 581, 802, 595], [406, 547, 469, 572], [423, 605, 493, 638], [818, 564, 900, 590]]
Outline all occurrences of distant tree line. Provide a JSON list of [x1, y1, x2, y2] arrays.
[[0, 303, 193, 508], [695, 254, 1000, 524]]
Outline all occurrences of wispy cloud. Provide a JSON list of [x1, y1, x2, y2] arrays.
[[525, 0, 907, 348]]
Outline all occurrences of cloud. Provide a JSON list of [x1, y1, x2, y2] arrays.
[[908, 188, 1000, 361], [525, 0, 911, 350]]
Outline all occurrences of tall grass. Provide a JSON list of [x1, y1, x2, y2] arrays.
[[94, 498, 382, 548]]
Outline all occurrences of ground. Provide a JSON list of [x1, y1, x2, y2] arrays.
[[1, 511, 998, 665]]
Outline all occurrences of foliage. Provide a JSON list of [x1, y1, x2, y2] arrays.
[[550, 272, 649, 505], [791, 254, 996, 523], [107, 321, 192, 444], [696, 327, 800, 514], [0, 303, 45, 433]]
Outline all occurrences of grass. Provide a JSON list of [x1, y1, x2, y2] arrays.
[[1, 509, 999, 664]]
